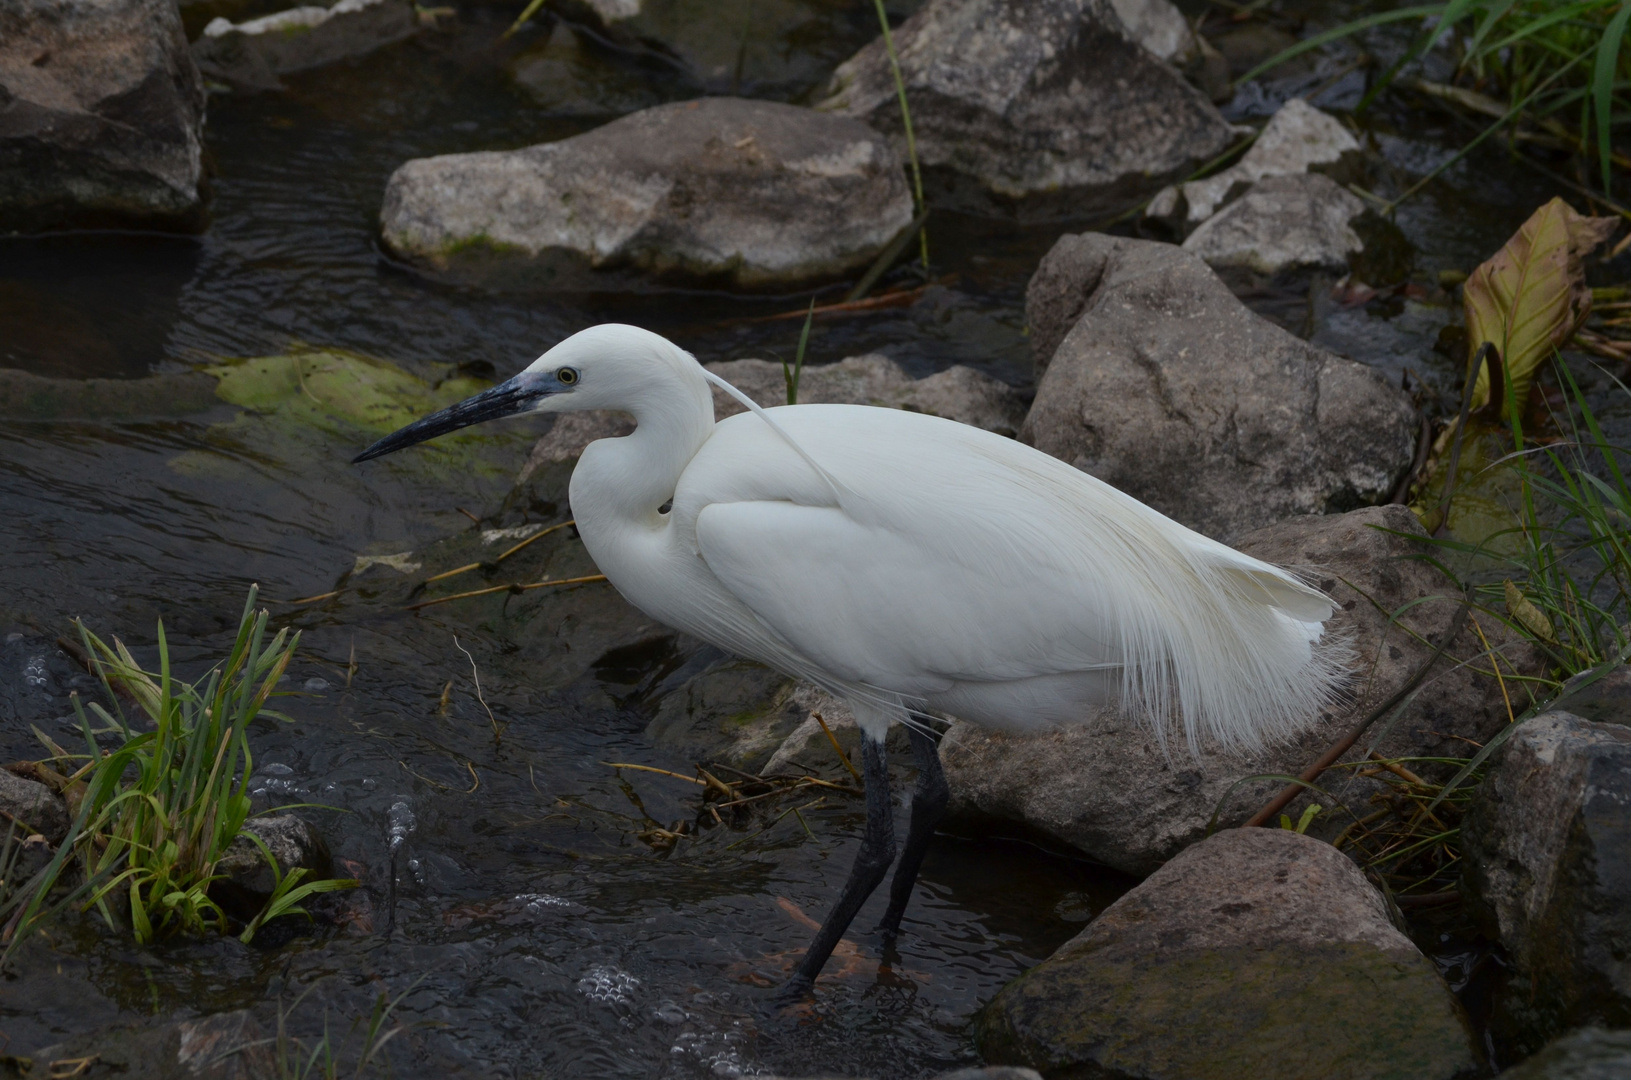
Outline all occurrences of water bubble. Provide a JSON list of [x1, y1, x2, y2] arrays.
[[576, 964, 639, 1005], [303, 678, 330, 692], [653, 1002, 686, 1025], [387, 800, 416, 852], [261, 762, 294, 776], [361, 778, 377, 790], [24, 657, 47, 688], [515, 893, 569, 917]]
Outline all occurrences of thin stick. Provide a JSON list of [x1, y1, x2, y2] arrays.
[[813, 713, 861, 782], [421, 520, 577, 586], [1243, 602, 1471, 828], [406, 574, 607, 611], [601, 762, 708, 785]]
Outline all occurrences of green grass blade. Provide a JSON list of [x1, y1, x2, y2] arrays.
[[1238, 5, 1447, 86], [1595, 1, 1631, 190]]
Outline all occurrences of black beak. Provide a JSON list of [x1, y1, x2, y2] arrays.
[[353, 375, 548, 463]]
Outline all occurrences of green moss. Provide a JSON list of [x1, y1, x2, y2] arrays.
[[440, 233, 528, 260]]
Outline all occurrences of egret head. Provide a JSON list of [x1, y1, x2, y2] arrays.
[[352, 324, 694, 463]]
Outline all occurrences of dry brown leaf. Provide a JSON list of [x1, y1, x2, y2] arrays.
[[1464, 197, 1619, 416]]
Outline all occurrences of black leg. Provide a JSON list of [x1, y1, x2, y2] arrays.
[[877, 719, 947, 942], [782, 732, 895, 997]]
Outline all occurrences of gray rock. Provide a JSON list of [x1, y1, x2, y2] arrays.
[[816, 0, 1234, 217], [1550, 663, 1631, 726], [976, 828, 1480, 1080], [1182, 173, 1366, 275], [379, 97, 914, 290], [766, 1072, 1041, 1080], [1109, 0, 1195, 62], [644, 657, 812, 771], [0, 766, 68, 844], [21, 1011, 277, 1080], [1462, 710, 1631, 1058], [518, 352, 1029, 474], [941, 504, 1540, 875], [1020, 232, 1415, 540], [212, 813, 332, 917], [1499, 1028, 1631, 1080], [1151, 98, 1361, 229], [192, 0, 419, 91], [0, 0, 206, 231]]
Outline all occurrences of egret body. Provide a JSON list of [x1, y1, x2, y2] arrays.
[[356, 324, 1343, 994]]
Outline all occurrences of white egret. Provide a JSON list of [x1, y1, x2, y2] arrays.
[[355, 324, 1343, 996]]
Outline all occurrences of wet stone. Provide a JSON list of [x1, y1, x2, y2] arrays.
[[1021, 232, 1416, 540], [1148, 98, 1362, 230], [1461, 709, 1631, 1059], [0, 766, 68, 844], [0, 369, 220, 421], [1182, 173, 1367, 275], [191, 0, 420, 91], [211, 813, 333, 919], [816, 0, 1234, 217], [942, 505, 1539, 875], [379, 97, 914, 290], [976, 828, 1480, 1080], [0, 0, 206, 231]]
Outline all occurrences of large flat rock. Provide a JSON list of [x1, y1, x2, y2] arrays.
[[816, 0, 1234, 217], [941, 505, 1540, 875], [0, 0, 206, 231], [1021, 232, 1415, 540], [977, 828, 1480, 1080], [379, 97, 914, 290], [1463, 709, 1631, 1059]]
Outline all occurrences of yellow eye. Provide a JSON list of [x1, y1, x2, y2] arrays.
[[557, 367, 579, 385]]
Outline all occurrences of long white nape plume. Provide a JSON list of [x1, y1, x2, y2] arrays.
[[701, 369, 851, 507]]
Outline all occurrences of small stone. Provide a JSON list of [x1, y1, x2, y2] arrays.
[[816, 0, 1234, 216], [0, 0, 206, 231], [192, 0, 419, 91], [1021, 232, 1415, 539], [1174, 98, 1360, 226], [0, 765, 69, 845], [1182, 173, 1366, 275], [379, 97, 914, 291], [976, 829, 1480, 1080], [212, 814, 333, 919], [1462, 709, 1631, 1058], [1108, 0, 1195, 62]]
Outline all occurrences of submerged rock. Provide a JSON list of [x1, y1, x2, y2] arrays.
[[816, 0, 1234, 217], [1499, 1028, 1631, 1079], [942, 504, 1538, 875], [520, 352, 1029, 473], [0, 0, 206, 231], [0, 766, 68, 844], [1182, 172, 1366, 275], [1462, 710, 1631, 1058], [977, 828, 1479, 1080], [19, 1010, 276, 1080], [542, 0, 883, 98], [0, 368, 219, 420], [379, 97, 914, 290], [192, 0, 419, 91], [1021, 232, 1415, 540]]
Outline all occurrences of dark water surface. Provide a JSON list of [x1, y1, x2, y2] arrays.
[[1, 1, 1627, 1075]]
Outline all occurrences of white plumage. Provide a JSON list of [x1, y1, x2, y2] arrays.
[[355, 322, 1344, 994]]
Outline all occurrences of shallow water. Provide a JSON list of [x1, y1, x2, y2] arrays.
[[1, 1, 1628, 1075]]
